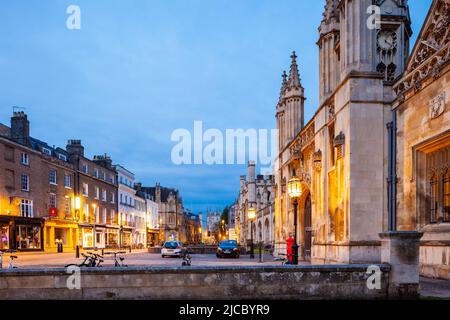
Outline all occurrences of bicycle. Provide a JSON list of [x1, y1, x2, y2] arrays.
[[274, 253, 294, 265], [104, 251, 127, 267], [0, 249, 18, 269], [65, 252, 104, 268], [181, 251, 192, 267]]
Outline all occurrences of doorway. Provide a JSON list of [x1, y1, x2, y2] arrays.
[[304, 194, 312, 261]]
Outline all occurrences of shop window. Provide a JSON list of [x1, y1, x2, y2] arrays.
[[444, 170, 450, 223], [20, 199, 33, 217], [15, 225, 41, 250], [55, 228, 67, 245], [0, 225, 10, 250]]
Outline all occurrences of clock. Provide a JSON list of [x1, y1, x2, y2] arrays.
[[377, 31, 397, 51]]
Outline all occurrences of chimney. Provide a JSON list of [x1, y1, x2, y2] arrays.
[[66, 140, 84, 157], [11, 111, 30, 146], [134, 182, 142, 191], [93, 154, 113, 169]]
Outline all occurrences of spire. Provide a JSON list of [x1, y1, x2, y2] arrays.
[[278, 70, 288, 105], [288, 51, 301, 88], [322, 0, 339, 23]]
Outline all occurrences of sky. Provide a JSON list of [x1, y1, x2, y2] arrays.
[[0, 0, 432, 214]]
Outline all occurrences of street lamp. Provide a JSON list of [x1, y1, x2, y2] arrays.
[[287, 175, 302, 265], [248, 206, 256, 259]]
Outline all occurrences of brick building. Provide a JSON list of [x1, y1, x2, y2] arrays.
[[66, 141, 119, 249]]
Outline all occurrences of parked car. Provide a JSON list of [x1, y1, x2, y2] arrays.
[[161, 241, 185, 258], [216, 240, 240, 259]]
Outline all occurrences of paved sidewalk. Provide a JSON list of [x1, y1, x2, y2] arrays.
[[420, 277, 450, 299]]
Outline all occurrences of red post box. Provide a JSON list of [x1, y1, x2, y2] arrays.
[[286, 236, 294, 263]]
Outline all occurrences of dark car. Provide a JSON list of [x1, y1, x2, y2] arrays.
[[216, 240, 240, 259]]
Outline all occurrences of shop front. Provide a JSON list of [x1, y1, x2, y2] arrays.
[[147, 228, 159, 247], [0, 216, 44, 251], [105, 227, 120, 249], [120, 226, 133, 248], [94, 227, 106, 249], [78, 224, 94, 249], [43, 218, 78, 253]]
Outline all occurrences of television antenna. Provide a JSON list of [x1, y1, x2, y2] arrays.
[[12, 106, 26, 113]]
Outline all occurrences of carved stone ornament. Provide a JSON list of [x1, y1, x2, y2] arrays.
[[430, 91, 446, 119]]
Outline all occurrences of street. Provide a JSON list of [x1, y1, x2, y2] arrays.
[[1, 251, 291, 268]]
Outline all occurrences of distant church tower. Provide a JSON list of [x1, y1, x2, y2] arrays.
[[276, 52, 306, 150]]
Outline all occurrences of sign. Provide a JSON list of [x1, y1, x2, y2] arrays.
[[49, 208, 58, 217]]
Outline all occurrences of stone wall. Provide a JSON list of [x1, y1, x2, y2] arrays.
[[0, 264, 396, 300]]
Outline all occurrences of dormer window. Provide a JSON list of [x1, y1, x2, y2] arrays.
[[58, 154, 67, 161], [42, 147, 51, 156]]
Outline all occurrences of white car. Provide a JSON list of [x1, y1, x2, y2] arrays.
[[161, 241, 185, 258]]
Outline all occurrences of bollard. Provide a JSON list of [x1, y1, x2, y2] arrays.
[[75, 245, 80, 258], [259, 242, 263, 263], [129, 246, 131, 253], [101, 248, 104, 256]]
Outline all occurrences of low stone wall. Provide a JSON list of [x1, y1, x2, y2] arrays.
[[420, 242, 450, 280], [0, 264, 396, 300]]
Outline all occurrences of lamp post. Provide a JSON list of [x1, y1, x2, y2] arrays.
[[248, 207, 256, 259], [287, 175, 302, 265]]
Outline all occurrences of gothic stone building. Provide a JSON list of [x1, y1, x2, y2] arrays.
[[274, 0, 449, 280], [236, 161, 275, 249], [393, 0, 449, 279]]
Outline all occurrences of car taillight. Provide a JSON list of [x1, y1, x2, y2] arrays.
[[176, 246, 181, 249]]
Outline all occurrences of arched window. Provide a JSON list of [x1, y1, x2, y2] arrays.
[[430, 174, 438, 224], [444, 170, 450, 222]]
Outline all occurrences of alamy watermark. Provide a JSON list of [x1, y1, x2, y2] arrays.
[[66, 5, 81, 30], [366, 265, 382, 290], [171, 121, 278, 174]]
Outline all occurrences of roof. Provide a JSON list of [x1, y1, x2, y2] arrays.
[[140, 186, 181, 203]]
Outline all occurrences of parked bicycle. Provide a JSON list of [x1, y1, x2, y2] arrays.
[[65, 252, 104, 268], [274, 253, 294, 265], [181, 251, 192, 267], [104, 251, 127, 267], [0, 249, 18, 269]]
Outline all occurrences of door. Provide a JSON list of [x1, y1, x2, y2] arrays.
[[304, 194, 312, 261]]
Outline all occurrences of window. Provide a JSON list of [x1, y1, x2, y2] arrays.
[[65, 174, 71, 189], [111, 192, 115, 204], [102, 189, 107, 202], [120, 193, 123, 204], [65, 196, 72, 217], [328, 123, 336, 167], [82, 163, 89, 174], [49, 169, 57, 185], [109, 175, 115, 184], [444, 171, 450, 223], [21, 152, 29, 165], [82, 183, 89, 197], [4, 146, 14, 162], [42, 147, 51, 155], [95, 206, 100, 223], [95, 187, 100, 199], [93, 169, 98, 178], [103, 208, 107, 224], [101, 172, 106, 181], [58, 154, 67, 161], [20, 199, 33, 217], [50, 193, 57, 208], [21, 174, 29, 191], [83, 203, 89, 222], [110, 209, 116, 224], [5, 169, 14, 189]]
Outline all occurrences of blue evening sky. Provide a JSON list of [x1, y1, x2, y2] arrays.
[[0, 0, 432, 214]]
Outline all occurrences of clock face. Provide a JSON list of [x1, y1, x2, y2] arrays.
[[377, 31, 396, 51]]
